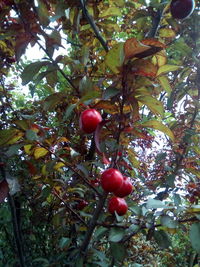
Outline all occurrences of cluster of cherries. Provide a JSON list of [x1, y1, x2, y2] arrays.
[[79, 109, 133, 216], [101, 168, 133, 216]]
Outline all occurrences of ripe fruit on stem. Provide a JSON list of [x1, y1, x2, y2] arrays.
[[79, 109, 102, 134], [108, 197, 128, 216], [101, 168, 123, 192], [113, 176, 133, 198], [170, 0, 195, 20]]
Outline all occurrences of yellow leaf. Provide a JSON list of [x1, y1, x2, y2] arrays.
[[34, 147, 49, 159], [79, 226, 87, 231], [32, 175, 42, 180], [94, 100, 119, 114], [159, 28, 176, 38], [157, 64, 181, 77], [140, 120, 175, 141], [128, 148, 140, 168], [24, 144, 33, 155], [42, 165, 47, 176], [134, 87, 151, 97], [57, 137, 69, 143], [166, 228, 177, 234], [152, 50, 167, 67], [54, 162, 65, 171], [157, 76, 172, 95], [99, 7, 121, 18], [136, 95, 164, 117]]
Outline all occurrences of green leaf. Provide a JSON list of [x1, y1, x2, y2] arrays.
[[173, 193, 181, 206], [110, 242, 126, 262], [103, 87, 119, 100], [146, 198, 166, 209], [43, 92, 66, 111], [25, 130, 39, 141], [5, 144, 22, 157], [0, 129, 24, 146], [136, 95, 164, 117], [129, 205, 142, 215], [75, 256, 84, 267], [94, 227, 108, 240], [140, 120, 175, 141], [154, 230, 171, 249], [63, 104, 76, 121], [105, 43, 124, 74], [157, 64, 181, 77], [160, 215, 178, 229], [32, 258, 49, 265], [190, 223, 200, 253], [127, 224, 140, 234], [79, 90, 101, 104], [37, 0, 50, 27], [59, 237, 71, 249], [159, 28, 176, 38], [46, 70, 58, 87], [108, 228, 125, 242], [166, 174, 176, 188], [158, 76, 172, 95], [21, 61, 50, 85]]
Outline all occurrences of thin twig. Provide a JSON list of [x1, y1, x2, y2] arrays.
[[38, 143, 102, 197], [52, 189, 87, 226], [122, 216, 199, 243], [13, 2, 80, 96]]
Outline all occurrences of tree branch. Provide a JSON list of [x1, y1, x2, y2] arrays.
[[147, 1, 165, 38], [80, 191, 108, 254], [79, 0, 108, 52], [122, 216, 199, 243], [8, 194, 25, 267], [0, 161, 25, 267]]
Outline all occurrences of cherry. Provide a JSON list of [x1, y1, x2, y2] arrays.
[[113, 176, 133, 198], [79, 109, 102, 134], [76, 200, 88, 210], [101, 168, 123, 193], [170, 0, 195, 20], [108, 197, 128, 216]]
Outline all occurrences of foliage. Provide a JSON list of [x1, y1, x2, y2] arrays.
[[0, 0, 200, 266]]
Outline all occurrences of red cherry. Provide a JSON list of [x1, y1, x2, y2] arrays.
[[76, 200, 88, 210], [108, 197, 128, 216], [170, 0, 195, 20], [79, 109, 102, 134], [113, 176, 133, 198], [101, 168, 123, 193]]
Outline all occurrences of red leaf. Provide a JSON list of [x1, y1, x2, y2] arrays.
[[141, 39, 166, 48], [102, 153, 110, 165], [94, 120, 110, 164], [124, 38, 150, 60], [131, 59, 157, 78], [0, 180, 9, 203], [134, 39, 166, 59], [15, 33, 32, 62], [24, 161, 37, 175]]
